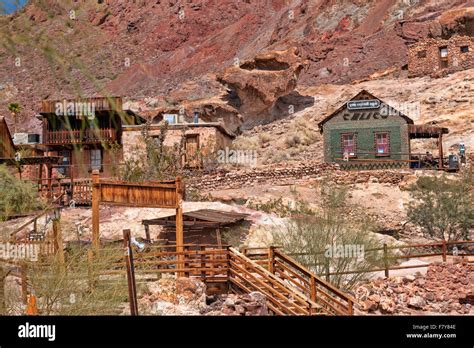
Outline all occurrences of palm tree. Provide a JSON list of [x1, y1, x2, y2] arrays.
[[7, 103, 21, 133]]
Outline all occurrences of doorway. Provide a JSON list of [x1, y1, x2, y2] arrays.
[[185, 134, 200, 168]]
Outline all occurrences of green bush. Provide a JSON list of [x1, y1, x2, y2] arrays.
[[0, 165, 43, 219], [407, 171, 474, 242], [271, 186, 386, 289]]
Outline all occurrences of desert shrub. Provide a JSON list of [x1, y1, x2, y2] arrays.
[[233, 135, 260, 151], [407, 171, 473, 242], [6, 245, 128, 315], [119, 122, 188, 182], [258, 132, 271, 146], [0, 165, 44, 219], [271, 187, 387, 289], [285, 134, 301, 148]]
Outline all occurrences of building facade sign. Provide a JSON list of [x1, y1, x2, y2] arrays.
[[347, 99, 380, 110]]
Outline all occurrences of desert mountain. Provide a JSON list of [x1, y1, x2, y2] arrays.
[[0, 0, 472, 132]]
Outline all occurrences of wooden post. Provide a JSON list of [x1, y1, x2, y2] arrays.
[[348, 300, 353, 316], [325, 258, 330, 282], [47, 165, 53, 201], [216, 226, 222, 247], [200, 245, 206, 280], [70, 165, 74, 204], [21, 263, 28, 305], [268, 246, 275, 274], [175, 177, 184, 278], [144, 224, 151, 242], [52, 209, 65, 274], [441, 240, 447, 262], [37, 163, 43, 189], [91, 170, 100, 252], [383, 243, 389, 278], [123, 229, 138, 316], [310, 275, 317, 303], [438, 133, 444, 170]]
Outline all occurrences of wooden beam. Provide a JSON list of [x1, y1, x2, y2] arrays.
[[123, 229, 138, 316], [91, 170, 100, 251], [175, 176, 184, 277], [52, 210, 65, 274]]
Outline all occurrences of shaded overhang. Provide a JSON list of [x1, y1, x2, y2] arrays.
[[409, 124, 449, 139]]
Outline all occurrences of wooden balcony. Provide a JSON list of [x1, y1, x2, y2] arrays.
[[44, 128, 117, 145]]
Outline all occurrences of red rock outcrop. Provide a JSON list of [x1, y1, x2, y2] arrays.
[[355, 259, 473, 315], [217, 47, 305, 128]]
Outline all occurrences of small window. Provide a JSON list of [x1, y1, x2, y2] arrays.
[[375, 132, 390, 156], [341, 133, 356, 157], [460, 46, 469, 53], [417, 50, 427, 58], [163, 114, 178, 124], [90, 149, 102, 171], [439, 46, 448, 58]]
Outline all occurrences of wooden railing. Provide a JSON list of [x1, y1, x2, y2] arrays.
[[103, 244, 229, 280], [100, 244, 329, 315], [44, 128, 117, 145], [24, 177, 92, 206], [228, 247, 322, 315], [243, 240, 474, 279], [242, 247, 354, 315]]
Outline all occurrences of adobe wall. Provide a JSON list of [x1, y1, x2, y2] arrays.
[[122, 125, 232, 162]]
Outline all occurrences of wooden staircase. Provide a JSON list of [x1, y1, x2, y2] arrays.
[[110, 244, 355, 316], [238, 247, 355, 315], [228, 247, 323, 315]]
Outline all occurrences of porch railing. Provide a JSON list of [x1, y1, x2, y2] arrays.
[[44, 128, 117, 145]]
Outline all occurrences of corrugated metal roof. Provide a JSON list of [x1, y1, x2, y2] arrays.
[[184, 209, 248, 223], [143, 209, 248, 225]]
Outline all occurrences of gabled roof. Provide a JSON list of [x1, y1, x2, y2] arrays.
[[317, 90, 414, 132]]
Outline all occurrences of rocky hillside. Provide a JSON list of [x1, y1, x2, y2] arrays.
[[0, 0, 472, 132]]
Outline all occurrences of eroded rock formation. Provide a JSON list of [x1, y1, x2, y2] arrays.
[[218, 47, 307, 128]]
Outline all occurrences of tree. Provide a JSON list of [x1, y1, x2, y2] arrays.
[[119, 122, 189, 182], [0, 165, 44, 220], [270, 186, 387, 290], [407, 171, 473, 242], [7, 103, 21, 133]]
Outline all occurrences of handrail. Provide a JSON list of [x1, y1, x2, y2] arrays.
[[44, 128, 117, 144], [272, 249, 355, 315], [228, 247, 322, 315]]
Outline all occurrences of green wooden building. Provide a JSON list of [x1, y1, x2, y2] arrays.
[[318, 90, 449, 170]]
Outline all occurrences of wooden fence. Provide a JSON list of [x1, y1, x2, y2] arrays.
[[92, 234, 353, 316], [242, 240, 474, 280]]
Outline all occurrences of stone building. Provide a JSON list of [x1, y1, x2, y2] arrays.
[[408, 35, 474, 77], [122, 121, 235, 169], [318, 90, 449, 170]]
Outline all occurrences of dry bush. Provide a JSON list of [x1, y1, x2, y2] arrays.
[[6, 245, 128, 315]]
